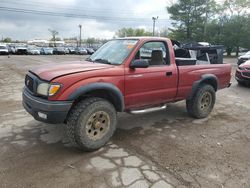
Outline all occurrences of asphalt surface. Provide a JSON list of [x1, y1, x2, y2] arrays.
[[0, 55, 249, 188]]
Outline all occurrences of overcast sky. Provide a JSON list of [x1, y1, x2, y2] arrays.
[[0, 0, 174, 40]]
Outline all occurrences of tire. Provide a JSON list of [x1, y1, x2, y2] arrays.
[[186, 84, 215, 119], [66, 97, 117, 151]]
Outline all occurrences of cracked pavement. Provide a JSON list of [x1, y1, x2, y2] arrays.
[[0, 55, 249, 188]]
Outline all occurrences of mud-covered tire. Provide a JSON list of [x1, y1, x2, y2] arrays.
[[66, 97, 117, 151], [186, 84, 215, 119]]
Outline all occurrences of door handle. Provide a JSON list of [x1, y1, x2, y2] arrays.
[[166, 72, 172, 76]]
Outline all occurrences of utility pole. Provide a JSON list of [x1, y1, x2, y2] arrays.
[[152, 16, 158, 36], [79, 24, 82, 47]]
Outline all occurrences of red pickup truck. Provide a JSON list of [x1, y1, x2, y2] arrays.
[[22, 37, 231, 150]]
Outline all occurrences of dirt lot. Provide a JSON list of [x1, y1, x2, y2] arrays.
[[0, 55, 249, 188]]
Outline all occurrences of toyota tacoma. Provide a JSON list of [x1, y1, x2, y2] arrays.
[[22, 37, 232, 151]]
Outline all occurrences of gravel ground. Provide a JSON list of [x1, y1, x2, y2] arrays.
[[0, 55, 249, 188]]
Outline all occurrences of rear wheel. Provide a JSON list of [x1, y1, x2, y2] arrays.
[[66, 97, 117, 151], [186, 84, 215, 119]]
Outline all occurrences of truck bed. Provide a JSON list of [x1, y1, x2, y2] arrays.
[[176, 63, 232, 100]]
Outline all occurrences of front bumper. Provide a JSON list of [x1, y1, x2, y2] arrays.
[[237, 58, 249, 65], [22, 88, 73, 124], [0, 51, 9, 55], [235, 70, 250, 83]]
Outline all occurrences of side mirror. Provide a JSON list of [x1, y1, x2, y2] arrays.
[[130, 59, 149, 69]]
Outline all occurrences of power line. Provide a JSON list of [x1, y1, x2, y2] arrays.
[[0, 6, 171, 23], [1, 0, 167, 17]]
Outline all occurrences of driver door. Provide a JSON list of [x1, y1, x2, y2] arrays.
[[124, 41, 177, 109]]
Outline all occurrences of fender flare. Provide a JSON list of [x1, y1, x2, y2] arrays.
[[67, 82, 124, 112], [188, 74, 218, 100]]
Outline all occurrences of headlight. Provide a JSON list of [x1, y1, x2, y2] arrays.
[[37, 83, 61, 96], [37, 83, 49, 96], [238, 66, 245, 70]]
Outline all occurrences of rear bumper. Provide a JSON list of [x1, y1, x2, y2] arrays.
[[22, 88, 73, 124]]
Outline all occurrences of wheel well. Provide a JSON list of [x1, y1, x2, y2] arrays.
[[188, 76, 218, 100], [73, 89, 123, 112], [201, 78, 218, 91]]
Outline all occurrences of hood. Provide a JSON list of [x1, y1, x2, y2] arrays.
[[30, 61, 113, 81], [240, 60, 250, 68], [239, 54, 250, 59], [0, 49, 8, 52], [30, 49, 39, 52]]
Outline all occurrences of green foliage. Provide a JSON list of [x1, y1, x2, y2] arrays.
[[116, 28, 152, 37], [167, 0, 217, 41], [167, 0, 250, 56], [3, 37, 12, 43], [86, 38, 95, 44]]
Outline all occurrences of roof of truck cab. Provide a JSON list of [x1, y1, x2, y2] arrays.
[[116, 37, 170, 40]]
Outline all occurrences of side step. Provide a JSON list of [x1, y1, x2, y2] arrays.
[[128, 104, 167, 114]]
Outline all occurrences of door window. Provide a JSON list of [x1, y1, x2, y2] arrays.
[[134, 41, 169, 66]]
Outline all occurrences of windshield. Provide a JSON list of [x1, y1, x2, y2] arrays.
[[89, 39, 138, 65], [245, 51, 250, 55], [0, 46, 7, 49]]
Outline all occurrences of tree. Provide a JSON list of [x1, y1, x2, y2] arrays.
[[3, 37, 12, 43], [167, 0, 218, 41], [167, 0, 250, 56], [116, 28, 152, 37], [221, 15, 250, 56], [48, 29, 59, 47], [221, 0, 250, 56], [86, 37, 95, 44], [224, 0, 250, 16]]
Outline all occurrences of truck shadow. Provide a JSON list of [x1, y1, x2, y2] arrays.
[[0, 102, 192, 156]]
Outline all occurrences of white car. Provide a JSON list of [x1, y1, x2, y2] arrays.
[[0, 45, 9, 55], [28, 47, 40, 55], [237, 51, 250, 65]]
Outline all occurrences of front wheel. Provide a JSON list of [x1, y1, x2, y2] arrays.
[[66, 97, 117, 151], [186, 84, 215, 119]]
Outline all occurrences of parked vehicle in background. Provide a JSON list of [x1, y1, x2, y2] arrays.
[[40, 47, 53, 55], [0, 44, 9, 55], [237, 51, 250, 65], [22, 37, 232, 151], [235, 60, 250, 86], [75, 47, 88, 55], [53, 47, 66, 55], [27, 47, 40, 55], [67, 47, 76, 54], [65, 48, 70, 54], [86, 48, 95, 55], [8, 45, 16, 54], [15, 45, 28, 55]]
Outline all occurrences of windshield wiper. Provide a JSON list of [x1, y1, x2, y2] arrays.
[[93, 58, 112, 64]]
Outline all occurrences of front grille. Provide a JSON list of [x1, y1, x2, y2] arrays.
[[242, 72, 250, 78], [25, 75, 34, 93]]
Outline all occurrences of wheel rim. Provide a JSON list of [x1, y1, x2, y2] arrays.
[[200, 91, 212, 112], [85, 111, 110, 141]]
